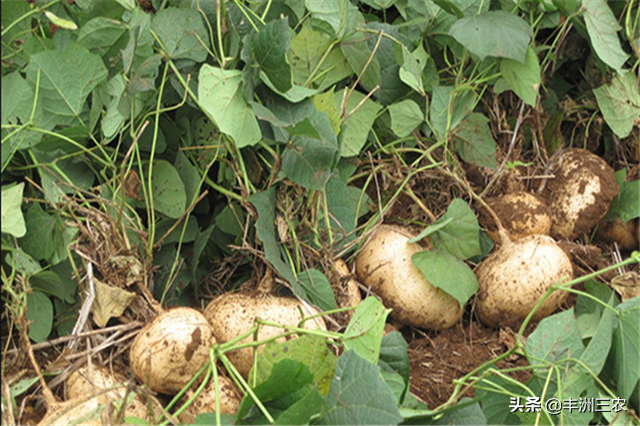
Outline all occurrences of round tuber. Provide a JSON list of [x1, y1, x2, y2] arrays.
[[130, 307, 215, 394], [479, 191, 552, 242], [546, 148, 618, 240], [204, 293, 326, 378], [355, 225, 463, 330], [475, 234, 573, 328]]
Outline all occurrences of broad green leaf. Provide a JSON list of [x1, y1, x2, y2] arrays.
[[500, 46, 541, 107], [412, 249, 478, 307], [474, 374, 523, 425], [364, 22, 409, 105], [321, 350, 403, 425], [151, 7, 209, 62], [434, 399, 487, 425], [198, 65, 261, 147], [612, 297, 640, 400], [575, 280, 617, 339], [26, 291, 53, 343], [305, 0, 361, 38], [334, 90, 382, 157], [398, 45, 425, 95], [389, 99, 423, 138], [593, 71, 640, 139], [282, 110, 338, 190], [430, 199, 482, 260], [298, 268, 337, 311], [274, 386, 327, 425], [343, 297, 391, 364], [525, 309, 585, 363], [77, 16, 128, 66], [289, 25, 352, 91], [312, 89, 341, 134], [254, 18, 292, 92], [429, 86, 477, 139], [408, 218, 453, 243], [341, 32, 381, 97], [452, 113, 497, 169], [605, 176, 639, 222], [25, 43, 107, 128], [174, 151, 201, 205], [1, 72, 44, 155], [238, 359, 314, 419], [378, 332, 410, 401], [583, 0, 629, 73], [449, 11, 532, 63], [252, 94, 315, 127], [5, 249, 41, 275], [261, 76, 320, 103], [99, 74, 126, 138], [323, 174, 369, 250], [1, 1, 31, 44], [579, 288, 616, 376], [150, 160, 187, 219], [361, 0, 396, 10], [250, 335, 337, 396], [20, 203, 60, 261], [153, 217, 198, 245], [248, 189, 298, 286], [1, 183, 26, 238]]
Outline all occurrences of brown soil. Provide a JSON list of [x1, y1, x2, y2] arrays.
[[407, 320, 533, 409]]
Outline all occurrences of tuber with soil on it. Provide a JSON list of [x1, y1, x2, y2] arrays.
[[475, 234, 573, 328], [478, 191, 552, 243], [177, 373, 242, 424], [355, 224, 463, 330], [129, 307, 215, 394], [204, 292, 326, 378], [546, 148, 619, 240]]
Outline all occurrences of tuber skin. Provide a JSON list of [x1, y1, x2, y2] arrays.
[[355, 225, 463, 330], [129, 307, 215, 394], [475, 234, 573, 328], [204, 293, 326, 378], [546, 148, 619, 240]]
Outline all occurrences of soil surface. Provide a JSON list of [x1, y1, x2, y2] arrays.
[[407, 320, 533, 408]]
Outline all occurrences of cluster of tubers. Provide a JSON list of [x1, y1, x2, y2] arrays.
[[356, 148, 623, 330], [44, 147, 628, 423]]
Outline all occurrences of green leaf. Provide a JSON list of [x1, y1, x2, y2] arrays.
[[579, 288, 616, 376], [1, 183, 26, 238], [20, 203, 61, 262], [582, 0, 629, 73], [248, 189, 298, 286], [274, 386, 327, 425], [341, 32, 381, 97], [389, 99, 424, 138], [198, 65, 261, 147], [323, 174, 368, 250], [282, 110, 338, 190], [434, 399, 487, 425], [412, 249, 478, 307], [398, 45, 425, 95], [525, 309, 585, 363], [1, 72, 44, 154], [321, 350, 403, 425], [612, 297, 640, 400], [452, 113, 497, 169], [150, 160, 186, 219], [26, 291, 53, 343], [593, 71, 640, 139], [298, 268, 337, 311], [151, 7, 209, 62], [429, 86, 477, 139], [305, 0, 361, 38], [254, 18, 292, 93], [334, 90, 382, 157], [312, 89, 341, 134], [343, 297, 391, 364], [378, 332, 410, 402], [449, 11, 532, 63], [5, 249, 41, 276], [430, 199, 482, 260], [77, 16, 128, 65], [250, 335, 337, 396], [408, 218, 453, 243], [500, 46, 541, 107], [289, 25, 352, 91], [25, 43, 107, 128], [239, 359, 314, 419], [576, 280, 617, 339]]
